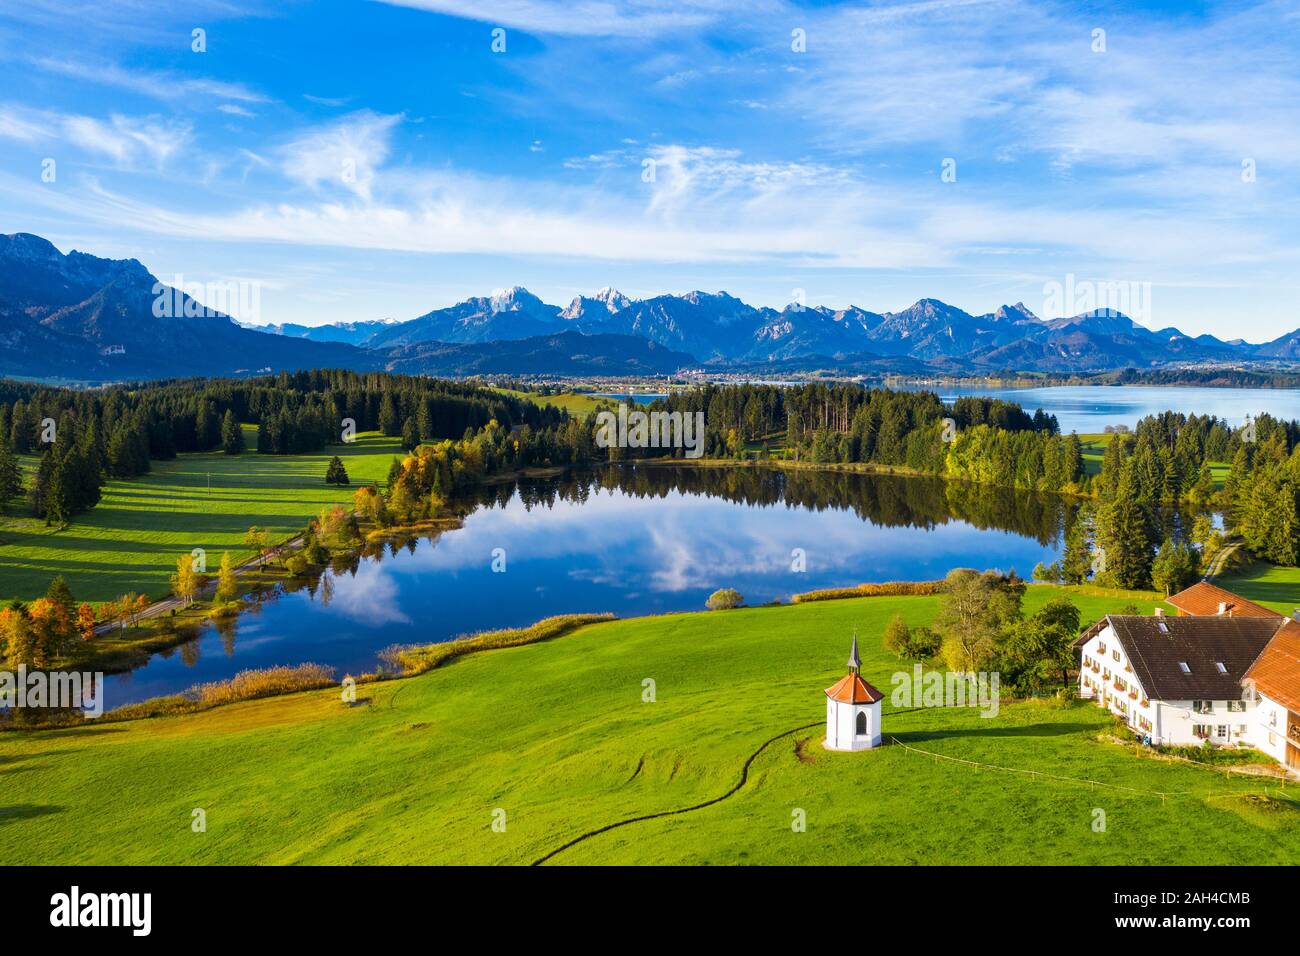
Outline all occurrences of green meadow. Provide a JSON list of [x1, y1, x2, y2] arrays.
[[0, 427, 402, 605], [490, 387, 613, 417], [3, 581, 1298, 866]]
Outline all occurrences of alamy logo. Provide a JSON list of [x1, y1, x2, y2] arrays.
[[1042, 273, 1152, 325], [152, 274, 261, 323], [890, 664, 1001, 718], [0, 666, 103, 717], [595, 404, 705, 459], [50, 886, 151, 936]]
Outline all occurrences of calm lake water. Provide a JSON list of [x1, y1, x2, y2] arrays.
[[104, 465, 1075, 708], [599, 384, 1300, 433], [905, 384, 1300, 434]]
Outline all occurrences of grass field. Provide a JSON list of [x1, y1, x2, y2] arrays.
[[1216, 560, 1300, 614], [4, 581, 1299, 865], [0, 427, 402, 605], [491, 387, 612, 417]]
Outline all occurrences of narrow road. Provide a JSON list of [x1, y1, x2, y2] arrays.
[[93, 535, 303, 635], [1203, 539, 1241, 580]]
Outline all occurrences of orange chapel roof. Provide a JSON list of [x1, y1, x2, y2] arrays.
[[825, 673, 885, 704]]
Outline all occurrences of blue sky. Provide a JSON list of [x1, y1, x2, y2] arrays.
[[2, 0, 1299, 341]]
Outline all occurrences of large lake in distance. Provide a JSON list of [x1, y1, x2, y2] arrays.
[[603, 384, 1300, 434], [914, 384, 1300, 433]]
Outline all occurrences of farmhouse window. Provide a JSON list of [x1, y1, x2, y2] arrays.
[[1228, 700, 1245, 713], [1193, 725, 1211, 739]]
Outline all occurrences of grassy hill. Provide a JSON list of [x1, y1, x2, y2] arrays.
[[4, 583, 1298, 865], [0, 427, 402, 605]]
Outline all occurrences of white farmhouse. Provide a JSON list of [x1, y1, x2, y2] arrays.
[[824, 633, 884, 751], [1076, 582, 1300, 774]]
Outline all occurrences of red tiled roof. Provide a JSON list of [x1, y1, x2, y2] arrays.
[[1165, 582, 1279, 619], [1245, 619, 1300, 715], [825, 673, 885, 704]]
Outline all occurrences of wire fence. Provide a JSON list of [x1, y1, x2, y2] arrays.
[[885, 735, 1296, 802]]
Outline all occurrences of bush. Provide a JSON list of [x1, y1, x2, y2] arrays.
[[909, 625, 942, 658], [104, 663, 336, 721], [705, 588, 743, 610], [883, 612, 910, 658], [792, 580, 943, 603], [382, 613, 614, 676]]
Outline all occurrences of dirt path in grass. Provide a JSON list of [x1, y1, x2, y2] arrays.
[[531, 721, 822, 866], [1204, 540, 1241, 579]]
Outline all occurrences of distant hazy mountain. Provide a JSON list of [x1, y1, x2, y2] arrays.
[[260, 318, 398, 347], [378, 330, 693, 376], [4, 232, 1298, 381], [574, 291, 770, 361], [1255, 328, 1300, 360], [366, 286, 563, 348]]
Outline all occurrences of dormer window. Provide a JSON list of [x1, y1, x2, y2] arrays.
[[1214, 662, 1227, 674], [1178, 662, 1191, 674], [1157, 622, 1169, 634]]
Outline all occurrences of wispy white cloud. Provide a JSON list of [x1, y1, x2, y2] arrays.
[[30, 57, 269, 104], [0, 104, 192, 167], [277, 111, 402, 201], [374, 0, 748, 38]]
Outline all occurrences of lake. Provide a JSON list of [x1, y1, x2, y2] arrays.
[[603, 384, 1300, 433], [103, 464, 1079, 708], [902, 384, 1300, 434]]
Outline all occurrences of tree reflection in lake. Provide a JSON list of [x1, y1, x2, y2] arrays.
[[102, 463, 1195, 710]]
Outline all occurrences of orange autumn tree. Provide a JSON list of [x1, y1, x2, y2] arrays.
[[76, 603, 97, 641], [26, 597, 75, 666], [0, 606, 37, 667]]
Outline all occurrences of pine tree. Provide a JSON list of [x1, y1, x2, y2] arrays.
[[379, 394, 400, 437], [195, 398, 220, 450], [325, 455, 350, 485], [401, 416, 420, 452], [1060, 503, 1094, 584], [221, 410, 245, 455], [10, 400, 31, 454], [44, 575, 76, 615], [0, 433, 21, 513], [1096, 496, 1155, 590]]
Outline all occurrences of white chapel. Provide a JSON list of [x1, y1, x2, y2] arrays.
[[824, 632, 884, 751]]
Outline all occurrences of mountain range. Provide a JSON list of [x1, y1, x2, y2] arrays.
[[2, 232, 1299, 382]]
